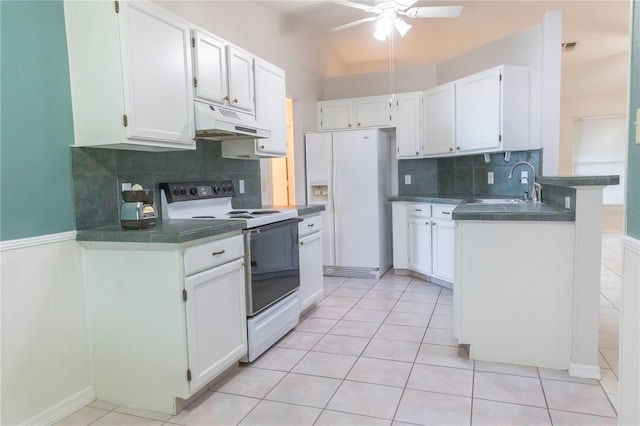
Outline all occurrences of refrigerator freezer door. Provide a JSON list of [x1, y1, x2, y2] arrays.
[[332, 129, 381, 268], [305, 132, 335, 265]]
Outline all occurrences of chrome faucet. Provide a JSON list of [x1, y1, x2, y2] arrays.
[[508, 161, 543, 203]]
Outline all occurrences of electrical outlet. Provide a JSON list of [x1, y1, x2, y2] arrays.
[[521, 171, 528, 179], [404, 175, 411, 185], [565, 196, 571, 210], [239, 180, 245, 194], [487, 172, 494, 184], [121, 182, 132, 191]]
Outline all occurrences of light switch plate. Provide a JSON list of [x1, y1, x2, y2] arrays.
[[404, 175, 411, 185], [239, 180, 245, 194], [565, 196, 571, 210], [488, 172, 494, 184]]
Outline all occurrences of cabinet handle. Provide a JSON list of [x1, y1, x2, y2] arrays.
[[425, 221, 429, 225], [211, 250, 225, 256], [415, 209, 422, 212], [299, 241, 304, 246], [224, 96, 230, 101], [449, 148, 453, 152], [308, 223, 314, 227], [456, 146, 460, 150], [348, 124, 352, 127], [442, 211, 451, 215], [416, 152, 419, 155], [358, 123, 361, 126], [233, 98, 238, 103], [259, 145, 265, 150], [433, 222, 437, 226]]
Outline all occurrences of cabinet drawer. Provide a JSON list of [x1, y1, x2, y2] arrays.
[[184, 235, 244, 276], [298, 214, 322, 238], [407, 203, 431, 218], [432, 204, 455, 220]]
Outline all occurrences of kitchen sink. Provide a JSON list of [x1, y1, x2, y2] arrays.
[[466, 198, 527, 204]]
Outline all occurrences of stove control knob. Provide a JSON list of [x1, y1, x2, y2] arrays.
[[190, 187, 198, 196], [222, 186, 228, 192], [180, 188, 187, 195], [213, 185, 220, 194], [172, 189, 180, 196]]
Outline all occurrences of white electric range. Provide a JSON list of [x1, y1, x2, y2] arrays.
[[160, 180, 302, 362]]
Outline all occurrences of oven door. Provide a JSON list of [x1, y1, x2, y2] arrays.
[[244, 218, 303, 316]]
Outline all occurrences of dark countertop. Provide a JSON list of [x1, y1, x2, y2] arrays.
[[537, 175, 620, 187], [389, 195, 574, 222], [76, 205, 325, 243], [388, 195, 464, 205], [451, 202, 575, 222]]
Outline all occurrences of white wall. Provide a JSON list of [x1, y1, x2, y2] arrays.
[[156, 1, 344, 205], [324, 65, 438, 100], [1, 236, 93, 425]]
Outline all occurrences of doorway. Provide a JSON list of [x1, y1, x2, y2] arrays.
[[261, 98, 296, 206]]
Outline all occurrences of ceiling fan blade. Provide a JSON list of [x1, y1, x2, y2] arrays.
[[333, 1, 379, 13], [331, 16, 379, 31], [405, 5, 462, 18]]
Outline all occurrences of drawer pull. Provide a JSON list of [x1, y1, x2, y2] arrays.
[[433, 222, 437, 226], [211, 250, 225, 256], [308, 223, 314, 227], [415, 209, 422, 212], [442, 211, 451, 215], [299, 241, 304, 246]]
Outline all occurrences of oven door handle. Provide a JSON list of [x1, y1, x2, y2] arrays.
[[248, 218, 303, 235]]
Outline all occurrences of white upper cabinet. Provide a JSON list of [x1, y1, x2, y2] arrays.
[[193, 33, 255, 114], [192, 30, 228, 105], [222, 58, 287, 158], [455, 65, 529, 154], [355, 96, 393, 128], [396, 92, 423, 158], [318, 100, 354, 131], [317, 95, 393, 131], [65, 1, 195, 151], [423, 83, 456, 156], [227, 47, 255, 113]]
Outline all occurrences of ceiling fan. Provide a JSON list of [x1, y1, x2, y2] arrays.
[[332, 0, 462, 40]]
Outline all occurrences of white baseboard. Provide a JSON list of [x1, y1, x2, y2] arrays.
[[0, 230, 77, 251], [622, 234, 640, 253], [22, 386, 95, 426], [569, 362, 601, 380]]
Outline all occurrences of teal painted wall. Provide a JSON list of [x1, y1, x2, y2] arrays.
[[1, 1, 75, 241], [628, 1, 640, 239]]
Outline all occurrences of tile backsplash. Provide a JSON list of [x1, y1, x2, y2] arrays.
[[71, 141, 261, 229], [398, 149, 543, 198]]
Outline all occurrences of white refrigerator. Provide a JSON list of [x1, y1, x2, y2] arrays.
[[305, 129, 392, 279]]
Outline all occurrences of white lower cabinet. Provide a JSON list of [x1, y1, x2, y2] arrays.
[[392, 202, 455, 283], [81, 233, 246, 414], [299, 214, 324, 311]]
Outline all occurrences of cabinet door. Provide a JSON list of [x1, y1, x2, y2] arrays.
[[408, 217, 432, 275], [423, 83, 456, 156], [319, 100, 354, 130], [119, 1, 194, 144], [227, 46, 255, 112], [192, 30, 228, 105], [254, 58, 287, 156], [184, 258, 247, 391], [299, 231, 324, 311], [455, 68, 502, 153], [355, 96, 392, 128], [396, 93, 423, 158], [392, 203, 409, 269], [432, 219, 454, 282]]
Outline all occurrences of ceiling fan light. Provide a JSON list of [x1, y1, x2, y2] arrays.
[[393, 17, 412, 37], [376, 15, 393, 35], [373, 30, 387, 41]]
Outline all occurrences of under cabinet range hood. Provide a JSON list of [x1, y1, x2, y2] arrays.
[[194, 101, 270, 141]]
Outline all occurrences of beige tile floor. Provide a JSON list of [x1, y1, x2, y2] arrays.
[[58, 235, 622, 426]]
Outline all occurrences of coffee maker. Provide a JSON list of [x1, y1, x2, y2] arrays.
[[120, 186, 158, 229]]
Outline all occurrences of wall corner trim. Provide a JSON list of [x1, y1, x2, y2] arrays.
[[0, 230, 77, 251], [21, 386, 95, 426]]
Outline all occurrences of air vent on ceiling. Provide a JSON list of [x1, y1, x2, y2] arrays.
[[561, 42, 578, 51]]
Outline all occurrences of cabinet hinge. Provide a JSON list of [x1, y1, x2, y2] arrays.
[[182, 289, 187, 301], [187, 369, 192, 381], [114, 1, 119, 13], [193, 77, 198, 88], [191, 37, 195, 48], [122, 114, 128, 127], [397, 100, 399, 106], [389, 115, 392, 121]]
